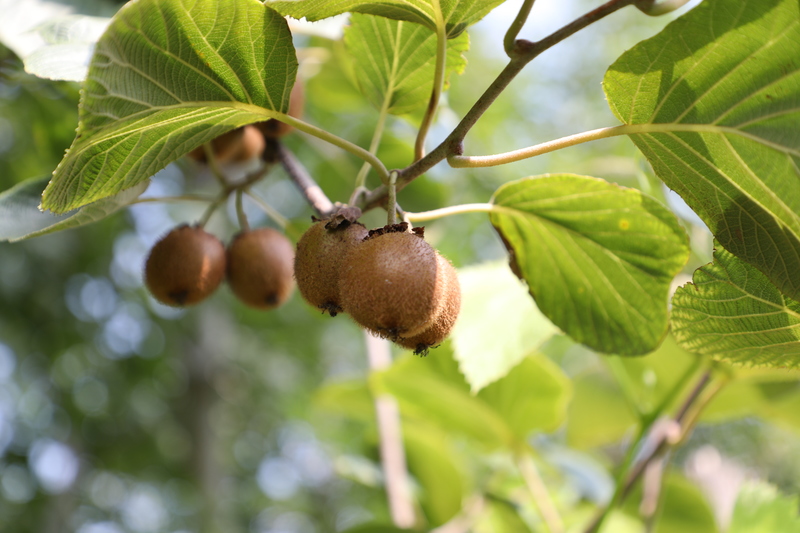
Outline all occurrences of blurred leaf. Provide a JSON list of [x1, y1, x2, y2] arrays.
[[672, 244, 800, 368], [474, 499, 532, 533], [604, 0, 800, 300], [344, 14, 468, 115], [374, 355, 515, 449], [567, 372, 637, 449], [452, 262, 558, 392], [728, 481, 800, 533], [0, 0, 114, 81], [266, 0, 505, 37], [490, 175, 689, 355], [404, 424, 466, 527], [340, 525, 413, 533], [42, 0, 297, 213], [654, 473, 719, 533], [314, 379, 375, 422], [0, 175, 148, 242], [477, 355, 572, 437]]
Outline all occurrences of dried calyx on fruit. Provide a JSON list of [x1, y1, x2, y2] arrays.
[[226, 228, 295, 310], [294, 207, 367, 316], [338, 223, 461, 349], [144, 225, 226, 307]]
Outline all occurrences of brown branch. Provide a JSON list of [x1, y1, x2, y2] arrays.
[[270, 140, 335, 217]]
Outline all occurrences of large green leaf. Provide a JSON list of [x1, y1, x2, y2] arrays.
[[265, 0, 505, 37], [490, 175, 690, 355], [728, 481, 800, 533], [477, 355, 572, 437], [672, 244, 800, 367], [42, 0, 297, 213], [604, 0, 800, 299], [451, 262, 558, 392], [344, 13, 468, 115], [0, 175, 148, 242]]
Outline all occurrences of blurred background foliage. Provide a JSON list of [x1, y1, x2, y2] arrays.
[[0, 0, 799, 532]]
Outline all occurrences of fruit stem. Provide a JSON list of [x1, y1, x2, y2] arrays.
[[197, 193, 228, 228], [414, 0, 448, 161], [201, 142, 229, 187], [504, 0, 537, 57], [387, 171, 398, 225], [354, 84, 392, 191], [235, 189, 250, 232], [244, 190, 289, 230]]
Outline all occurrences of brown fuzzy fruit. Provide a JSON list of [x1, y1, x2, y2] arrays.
[[188, 125, 265, 163], [294, 219, 368, 316], [226, 228, 295, 309], [144, 225, 226, 306], [257, 81, 304, 139], [395, 254, 461, 355], [338, 224, 457, 340]]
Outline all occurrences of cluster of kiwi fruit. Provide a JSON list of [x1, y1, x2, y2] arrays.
[[295, 214, 461, 355], [144, 224, 295, 310]]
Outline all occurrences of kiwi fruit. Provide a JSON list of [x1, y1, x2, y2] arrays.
[[338, 224, 458, 341], [144, 225, 226, 306], [226, 228, 295, 309], [395, 254, 461, 355], [188, 125, 265, 163], [257, 81, 304, 139], [294, 218, 368, 316]]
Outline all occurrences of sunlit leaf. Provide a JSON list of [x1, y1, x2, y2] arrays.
[[42, 0, 297, 213], [0, 175, 148, 242], [451, 262, 558, 392], [344, 14, 468, 115], [729, 481, 800, 533], [604, 0, 800, 299], [672, 244, 800, 368], [265, 0, 505, 37], [490, 175, 689, 355], [477, 355, 572, 437]]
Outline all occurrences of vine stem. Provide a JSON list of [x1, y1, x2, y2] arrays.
[[130, 194, 215, 205], [274, 142, 334, 217], [414, 0, 448, 161], [234, 189, 250, 232], [244, 190, 289, 230], [517, 452, 565, 533], [354, 89, 392, 191], [405, 203, 495, 222], [201, 142, 228, 187], [361, 0, 636, 210], [503, 0, 537, 56], [365, 332, 415, 528], [447, 123, 743, 168], [387, 171, 398, 225], [584, 368, 718, 533]]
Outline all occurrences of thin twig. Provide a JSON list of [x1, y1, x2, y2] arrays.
[[274, 141, 335, 217], [360, 0, 636, 210], [503, 0, 537, 56], [414, 0, 448, 161], [517, 452, 564, 533], [365, 332, 416, 528]]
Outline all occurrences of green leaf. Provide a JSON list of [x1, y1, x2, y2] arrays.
[[451, 262, 558, 392], [42, 0, 297, 213], [653, 473, 719, 533], [490, 175, 690, 355], [344, 14, 468, 115], [373, 355, 515, 449], [477, 355, 572, 437], [729, 481, 800, 533], [403, 424, 466, 527], [474, 499, 533, 533], [266, 0, 505, 37], [0, 175, 148, 242], [604, 0, 800, 300], [567, 372, 637, 449], [314, 379, 375, 422], [671, 244, 800, 368], [340, 526, 413, 533]]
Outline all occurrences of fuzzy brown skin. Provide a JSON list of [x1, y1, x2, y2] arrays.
[[338, 228, 446, 340], [226, 228, 295, 310], [396, 254, 461, 355], [187, 125, 265, 163], [294, 220, 368, 316], [145, 225, 226, 306]]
